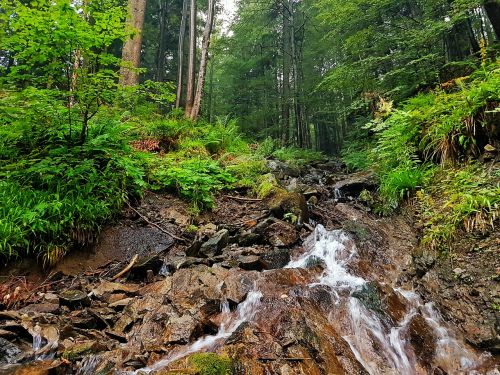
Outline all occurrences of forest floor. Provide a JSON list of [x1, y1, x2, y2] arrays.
[[0, 160, 498, 374]]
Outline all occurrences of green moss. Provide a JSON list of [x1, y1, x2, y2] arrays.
[[255, 173, 281, 199], [188, 353, 233, 375]]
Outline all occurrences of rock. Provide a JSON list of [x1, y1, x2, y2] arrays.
[[0, 338, 22, 364], [260, 248, 291, 269], [160, 207, 190, 226], [162, 315, 197, 344], [91, 281, 139, 302], [19, 303, 60, 315], [264, 220, 299, 247], [267, 160, 301, 178], [42, 293, 59, 305], [62, 340, 105, 361], [407, 314, 437, 367], [238, 255, 265, 271], [332, 170, 378, 198], [237, 231, 263, 247], [267, 191, 309, 224], [199, 229, 229, 257], [8, 360, 66, 375], [413, 253, 436, 277], [128, 254, 164, 280], [58, 290, 90, 310]]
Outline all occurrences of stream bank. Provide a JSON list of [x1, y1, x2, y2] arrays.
[[0, 160, 498, 374]]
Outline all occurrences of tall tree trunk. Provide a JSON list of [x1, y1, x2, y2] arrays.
[[484, 0, 500, 39], [120, 0, 147, 86], [176, 0, 188, 108], [281, 0, 291, 145], [185, 0, 197, 116], [156, 0, 168, 82], [190, 0, 216, 120]]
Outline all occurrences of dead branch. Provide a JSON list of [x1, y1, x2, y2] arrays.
[[111, 254, 138, 281], [127, 203, 186, 242]]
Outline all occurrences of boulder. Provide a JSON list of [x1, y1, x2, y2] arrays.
[[58, 290, 90, 310], [199, 229, 229, 257], [264, 220, 299, 247], [332, 170, 378, 199]]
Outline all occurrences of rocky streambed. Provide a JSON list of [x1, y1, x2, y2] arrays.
[[0, 161, 498, 375]]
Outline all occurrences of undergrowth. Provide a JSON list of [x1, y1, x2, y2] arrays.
[[356, 61, 500, 250], [0, 88, 313, 262]]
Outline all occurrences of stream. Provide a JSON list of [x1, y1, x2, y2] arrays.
[[131, 225, 491, 375]]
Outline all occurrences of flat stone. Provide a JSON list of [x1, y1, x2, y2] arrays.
[[19, 303, 60, 315]]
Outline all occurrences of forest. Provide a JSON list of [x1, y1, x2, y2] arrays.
[[0, 0, 499, 374]]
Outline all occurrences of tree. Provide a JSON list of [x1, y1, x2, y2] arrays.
[[0, 0, 127, 144], [484, 0, 500, 39], [189, 0, 216, 120], [120, 0, 147, 86], [185, 0, 197, 115], [176, 0, 189, 107]]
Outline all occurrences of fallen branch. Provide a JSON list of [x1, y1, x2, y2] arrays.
[[225, 195, 263, 202], [127, 203, 186, 242], [111, 254, 138, 281]]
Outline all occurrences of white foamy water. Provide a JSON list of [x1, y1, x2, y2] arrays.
[[135, 290, 262, 373], [287, 225, 481, 375]]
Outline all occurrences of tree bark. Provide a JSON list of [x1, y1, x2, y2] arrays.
[[484, 0, 500, 39], [156, 0, 168, 82], [120, 0, 147, 86], [189, 0, 215, 120], [185, 0, 197, 116], [176, 0, 189, 108], [281, 0, 291, 145]]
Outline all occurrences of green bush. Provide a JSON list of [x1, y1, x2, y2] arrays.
[[149, 157, 236, 211]]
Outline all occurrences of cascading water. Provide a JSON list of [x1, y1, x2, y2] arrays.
[[287, 224, 483, 375], [133, 289, 263, 373]]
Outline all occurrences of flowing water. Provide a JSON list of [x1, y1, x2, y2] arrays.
[[133, 290, 263, 374], [287, 225, 485, 375], [137, 225, 491, 374]]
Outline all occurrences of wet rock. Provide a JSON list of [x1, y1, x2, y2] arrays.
[[238, 255, 265, 271], [0, 338, 22, 364], [352, 282, 384, 316], [6, 360, 66, 375], [59, 290, 90, 310], [61, 340, 105, 362], [199, 229, 229, 257], [260, 248, 291, 270], [407, 314, 437, 367], [162, 314, 197, 345], [264, 220, 299, 247]]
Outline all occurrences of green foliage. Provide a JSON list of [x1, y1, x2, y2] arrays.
[[272, 147, 325, 167], [369, 62, 499, 214], [188, 353, 233, 375], [149, 157, 236, 211], [418, 164, 500, 251], [0, 115, 145, 263]]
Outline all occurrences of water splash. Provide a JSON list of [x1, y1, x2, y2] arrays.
[[136, 290, 262, 373], [287, 225, 481, 375]]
